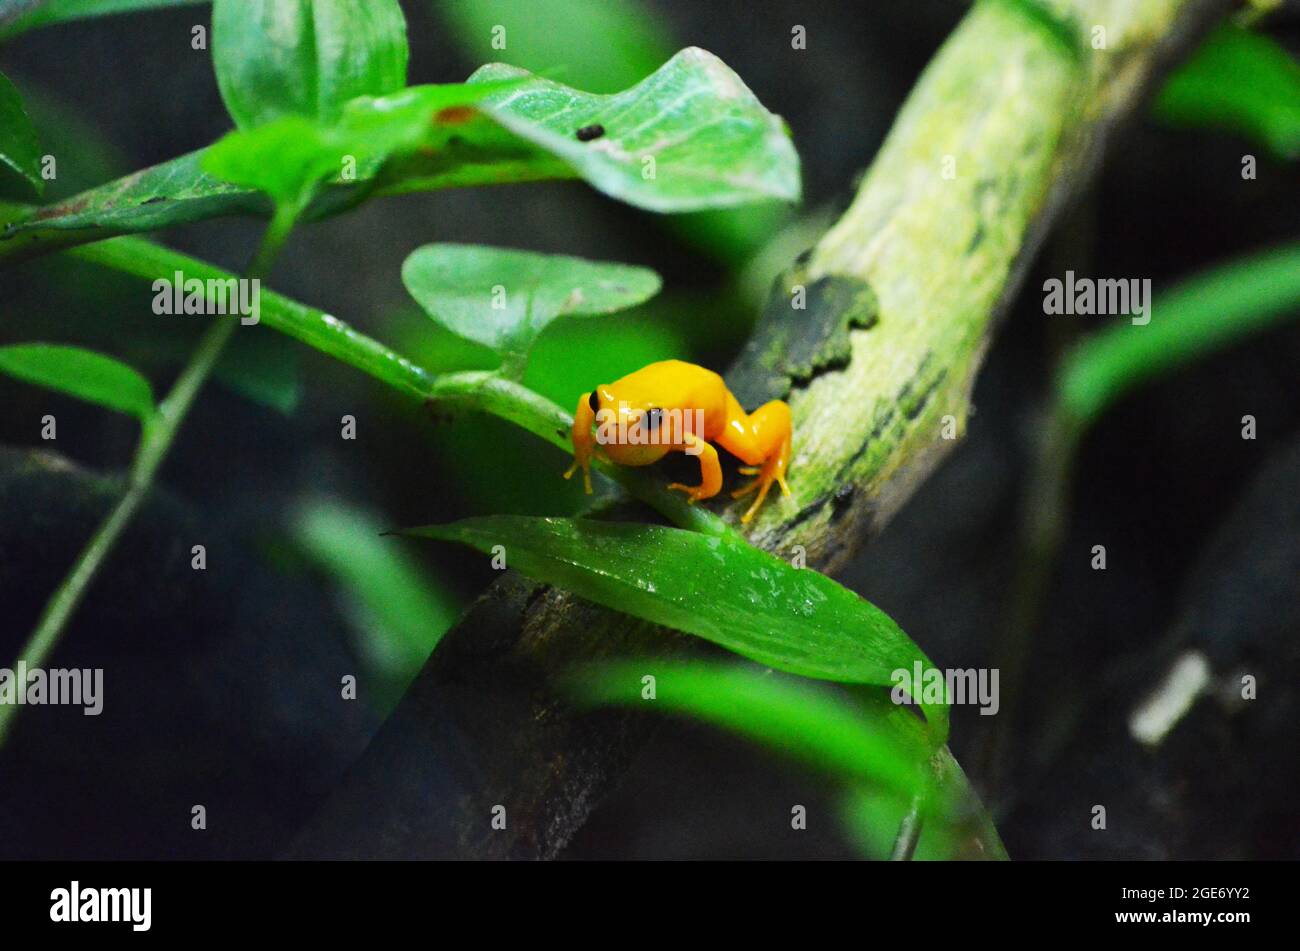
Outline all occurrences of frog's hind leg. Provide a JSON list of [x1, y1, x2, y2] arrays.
[[716, 396, 792, 523]]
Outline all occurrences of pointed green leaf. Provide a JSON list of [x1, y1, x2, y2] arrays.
[[0, 343, 154, 421], [470, 47, 801, 211], [0, 71, 42, 194], [212, 0, 408, 129], [1056, 242, 1300, 426], [401, 244, 660, 358], [403, 516, 949, 742]]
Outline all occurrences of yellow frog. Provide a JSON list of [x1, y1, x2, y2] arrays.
[[564, 359, 792, 523]]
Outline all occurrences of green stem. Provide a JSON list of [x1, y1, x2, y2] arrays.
[[61, 235, 735, 538], [0, 223, 293, 747]]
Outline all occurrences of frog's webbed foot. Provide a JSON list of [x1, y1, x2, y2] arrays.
[[731, 449, 792, 523]]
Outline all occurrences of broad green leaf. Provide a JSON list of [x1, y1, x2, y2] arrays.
[[0, 71, 41, 194], [403, 516, 949, 742], [2, 49, 800, 261], [0, 0, 204, 42], [0, 343, 154, 420], [573, 660, 928, 801], [470, 47, 801, 211], [211, 0, 408, 129], [1154, 22, 1300, 160], [401, 244, 661, 359], [438, 0, 786, 266], [293, 499, 462, 679], [1056, 242, 1300, 426]]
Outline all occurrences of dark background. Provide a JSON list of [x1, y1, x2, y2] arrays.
[[1, 0, 1297, 859]]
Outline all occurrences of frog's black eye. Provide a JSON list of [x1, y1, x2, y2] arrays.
[[588, 391, 601, 415], [645, 408, 664, 431]]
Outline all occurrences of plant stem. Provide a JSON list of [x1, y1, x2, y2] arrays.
[[60, 235, 736, 538], [0, 222, 293, 747], [889, 792, 924, 861]]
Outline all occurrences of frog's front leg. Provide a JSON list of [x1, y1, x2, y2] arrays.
[[667, 432, 722, 504], [563, 391, 598, 494]]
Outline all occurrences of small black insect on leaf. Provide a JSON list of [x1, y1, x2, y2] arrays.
[[575, 124, 606, 142]]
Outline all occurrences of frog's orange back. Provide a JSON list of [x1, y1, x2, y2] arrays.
[[602, 360, 726, 415]]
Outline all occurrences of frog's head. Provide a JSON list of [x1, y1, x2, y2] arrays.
[[589, 385, 673, 466]]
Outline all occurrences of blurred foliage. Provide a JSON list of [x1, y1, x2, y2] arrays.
[[5, 82, 129, 197], [0, 0, 204, 43], [212, 0, 408, 130], [0, 69, 41, 193], [574, 660, 970, 859], [435, 0, 671, 94], [292, 497, 463, 708], [1155, 20, 1300, 160], [1056, 241, 1300, 427]]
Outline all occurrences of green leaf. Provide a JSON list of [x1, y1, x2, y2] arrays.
[[3, 150, 260, 239], [0, 0, 204, 43], [439, 1, 786, 267], [200, 81, 513, 212], [470, 47, 801, 211], [1154, 22, 1300, 160], [0, 70, 42, 194], [402, 516, 949, 742], [1056, 242, 1300, 426], [573, 660, 928, 800], [202, 117, 345, 213], [401, 244, 661, 360], [3, 49, 800, 261], [293, 498, 462, 680], [577, 661, 1003, 859], [0, 343, 154, 421], [211, 0, 408, 129]]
